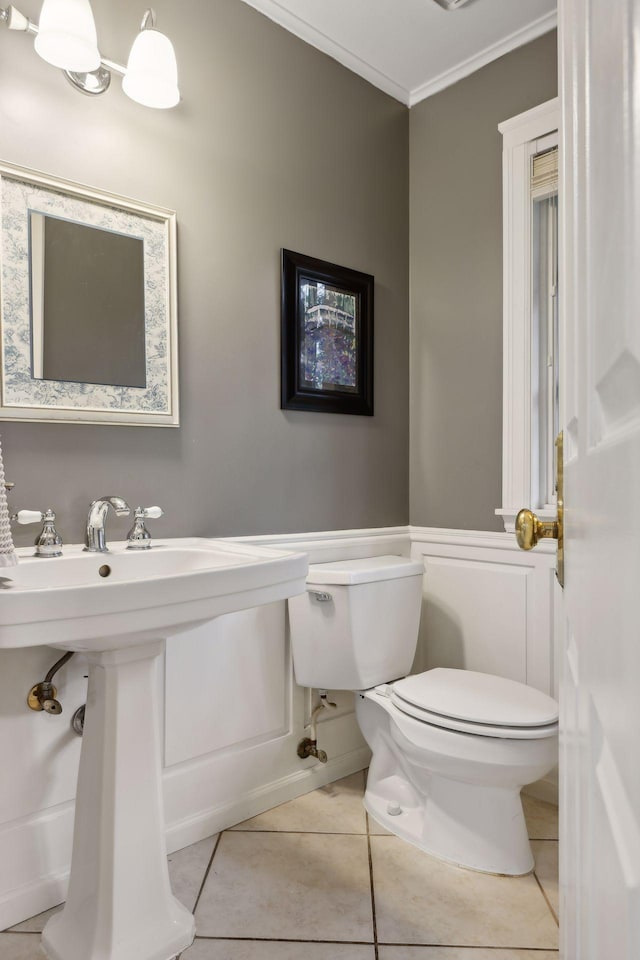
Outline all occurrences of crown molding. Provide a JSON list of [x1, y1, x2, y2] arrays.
[[240, 1, 556, 108], [239, 0, 411, 105], [408, 10, 557, 106]]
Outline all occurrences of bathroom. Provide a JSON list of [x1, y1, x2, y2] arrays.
[[0, 0, 636, 958]]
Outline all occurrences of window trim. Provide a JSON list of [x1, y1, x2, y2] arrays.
[[496, 98, 560, 533]]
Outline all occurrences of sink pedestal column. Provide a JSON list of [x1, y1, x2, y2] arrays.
[[42, 641, 195, 960]]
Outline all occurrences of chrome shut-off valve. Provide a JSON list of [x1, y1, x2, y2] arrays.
[[297, 737, 328, 763], [297, 690, 337, 764]]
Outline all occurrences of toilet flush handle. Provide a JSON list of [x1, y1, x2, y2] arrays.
[[309, 590, 332, 602]]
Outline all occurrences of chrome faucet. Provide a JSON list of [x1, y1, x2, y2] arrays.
[[85, 496, 131, 553]]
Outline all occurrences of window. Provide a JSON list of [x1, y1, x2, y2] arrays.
[[531, 145, 559, 510], [496, 99, 560, 532]]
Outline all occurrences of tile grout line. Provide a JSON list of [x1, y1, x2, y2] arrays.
[[230, 828, 369, 835], [529, 819, 559, 928], [192, 935, 376, 944], [1, 931, 42, 937], [529, 813, 559, 930], [377, 945, 558, 952], [187, 935, 558, 950], [365, 810, 380, 958], [192, 832, 224, 915], [533, 869, 559, 927], [364, 766, 381, 959], [174, 832, 224, 960], [376, 945, 559, 953]]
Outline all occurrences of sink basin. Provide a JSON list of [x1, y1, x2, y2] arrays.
[[0, 537, 307, 650], [0, 537, 307, 960]]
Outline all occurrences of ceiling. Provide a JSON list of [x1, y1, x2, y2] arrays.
[[238, 0, 557, 106]]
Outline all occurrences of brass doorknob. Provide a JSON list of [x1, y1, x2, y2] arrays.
[[515, 433, 564, 586], [515, 509, 559, 550]]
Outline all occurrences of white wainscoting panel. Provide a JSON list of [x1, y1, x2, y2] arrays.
[[165, 603, 288, 767], [410, 527, 557, 697], [0, 646, 87, 826], [417, 557, 529, 683]]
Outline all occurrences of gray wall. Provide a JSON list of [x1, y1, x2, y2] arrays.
[[0, 0, 409, 546], [409, 31, 557, 532]]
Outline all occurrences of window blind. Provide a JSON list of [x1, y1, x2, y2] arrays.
[[531, 146, 558, 191]]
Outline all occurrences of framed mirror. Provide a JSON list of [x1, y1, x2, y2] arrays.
[[0, 161, 178, 426]]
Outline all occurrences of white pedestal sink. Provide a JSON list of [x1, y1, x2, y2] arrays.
[[0, 538, 308, 960]]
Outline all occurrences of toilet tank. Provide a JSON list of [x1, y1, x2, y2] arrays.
[[288, 555, 424, 690]]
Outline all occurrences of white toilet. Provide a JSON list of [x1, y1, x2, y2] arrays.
[[288, 555, 558, 876]]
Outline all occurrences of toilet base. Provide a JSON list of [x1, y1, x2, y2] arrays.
[[357, 691, 556, 876], [364, 772, 534, 876]]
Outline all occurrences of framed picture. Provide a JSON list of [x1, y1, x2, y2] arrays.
[[281, 249, 374, 416], [0, 160, 178, 427]]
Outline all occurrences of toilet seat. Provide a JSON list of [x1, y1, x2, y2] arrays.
[[386, 668, 559, 740]]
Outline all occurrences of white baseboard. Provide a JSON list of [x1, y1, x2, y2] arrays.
[[166, 746, 371, 853], [0, 746, 370, 930], [0, 871, 67, 933], [0, 800, 75, 931]]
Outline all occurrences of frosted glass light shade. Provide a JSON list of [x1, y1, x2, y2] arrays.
[[122, 29, 179, 109], [34, 0, 100, 72]]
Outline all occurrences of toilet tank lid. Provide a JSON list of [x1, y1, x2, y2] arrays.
[[306, 555, 424, 585], [393, 669, 559, 727]]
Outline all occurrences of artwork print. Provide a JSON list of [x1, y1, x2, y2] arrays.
[[298, 279, 358, 394]]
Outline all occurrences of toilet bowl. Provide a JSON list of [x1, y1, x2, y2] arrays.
[[288, 555, 558, 876], [357, 671, 557, 875]]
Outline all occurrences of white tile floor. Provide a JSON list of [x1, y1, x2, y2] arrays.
[[1, 771, 559, 959]]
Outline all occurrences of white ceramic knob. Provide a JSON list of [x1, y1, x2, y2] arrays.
[[387, 801, 402, 816], [16, 510, 44, 525]]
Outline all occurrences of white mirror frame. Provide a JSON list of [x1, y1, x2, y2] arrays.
[[0, 161, 178, 426]]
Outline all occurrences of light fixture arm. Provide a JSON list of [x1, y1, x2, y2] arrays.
[[140, 8, 155, 31], [1, 5, 39, 36], [99, 56, 125, 78]]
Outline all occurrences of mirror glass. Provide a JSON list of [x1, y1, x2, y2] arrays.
[[30, 213, 147, 388], [0, 162, 178, 426]]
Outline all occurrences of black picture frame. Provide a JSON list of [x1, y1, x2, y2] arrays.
[[281, 249, 374, 416]]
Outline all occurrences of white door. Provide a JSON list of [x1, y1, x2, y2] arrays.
[[559, 1, 640, 957]]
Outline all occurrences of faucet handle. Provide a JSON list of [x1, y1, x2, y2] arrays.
[[140, 506, 163, 519], [126, 506, 163, 550], [12, 508, 63, 557], [13, 509, 45, 525]]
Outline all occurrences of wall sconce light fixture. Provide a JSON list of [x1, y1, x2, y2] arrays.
[[0, 2, 180, 108]]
